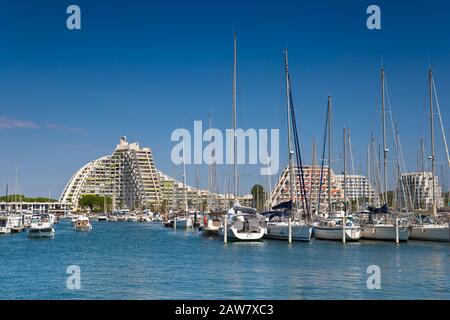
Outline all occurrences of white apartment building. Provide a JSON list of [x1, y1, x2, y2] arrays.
[[60, 137, 252, 211], [335, 174, 378, 205], [267, 165, 345, 213], [398, 172, 444, 209]]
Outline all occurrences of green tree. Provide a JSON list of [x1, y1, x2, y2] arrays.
[[0, 195, 57, 203], [201, 200, 208, 212], [160, 199, 168, 214], [379, 191, 395, 208], [251, 184, 266, 212], [79, 194, 111, 213]]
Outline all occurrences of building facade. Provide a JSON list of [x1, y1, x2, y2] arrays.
[[398, 172, 444, 209], [335, 174, 378, 205], [61, 137, 161, 210], [267, 165, 345, 213], [0, 202, 73, 215], [60, 137, 252, 211]]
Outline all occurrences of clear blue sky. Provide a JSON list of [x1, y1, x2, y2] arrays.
[[0, 0, 449, 197]]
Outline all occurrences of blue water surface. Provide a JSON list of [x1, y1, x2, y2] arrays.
[[0, 220, 448, 299]]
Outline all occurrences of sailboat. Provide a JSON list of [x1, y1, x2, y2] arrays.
[[360, 66, 410, 241], [219, 33, 267, 241], [265, 50, 312, 242], [409, 69, 449, 242], [174, 135, 193, 229], [314, 121, 362, 241], [201, 113, 225, 236]]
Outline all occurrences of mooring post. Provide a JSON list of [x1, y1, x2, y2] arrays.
[[342, 202, 347, 244], [288, 216, 292, 243], [395, 217, 399, 244], [224, 215, 227, 243]]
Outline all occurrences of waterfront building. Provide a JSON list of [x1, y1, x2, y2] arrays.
[[60, 137, 252, 212], [335, 174, 378, 205], [0, 202, 73, 215], [398, 172, 444, 209], [60, 137, 160, 210], [267, 165, 344, 213]]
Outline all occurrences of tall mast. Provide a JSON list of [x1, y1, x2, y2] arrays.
[[381, 66, 388, 206], [207, 112, 212, 212], [285, 50, 295, 205], [327, 96, 332, 213], [343, 127, 347, 205], [371, 132, 376, 205], [182, 138, 188, 213], [420, 137, 425, 172], [378, 144, 383, 204], [367, 144, 371, 206], [310, 138, 316, 213], [232, 32, 238, 203], [429, 68, 437, 217], [195, 164, 200, 211]]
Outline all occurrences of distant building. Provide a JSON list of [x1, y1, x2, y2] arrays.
[[398, 172, 444, 209], [267, 165, 345, 213], [335, 174, 378, 205], [60, 137, 252, 211], [0, 202, 72, 215]]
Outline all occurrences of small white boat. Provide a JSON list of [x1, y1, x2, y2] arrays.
[[98, 214, 108, 222], [174, 217, 192, 229], [74, 216, 92, 231], [28, 214, 55, 238], [314, 216, 362, 241], [70, 216, 78, 224], [0, 216, 12, 234], [137, 215, 150, 222], [201, 213, 223, 236], [48, 214, 57, 225], [127, 213, 138, 222], [219, 206, 267, 241]]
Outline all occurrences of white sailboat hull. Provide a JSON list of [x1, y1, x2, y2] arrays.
[[314, 226, 362, 241], [28, 227, 55, 238], [174, 218, 192, 229], [0, 227, 11, 234], [265, 222, 312, 241], [361, 224, 410, 241], [409, 224, 449, 242], [219, 226, 266, 241]]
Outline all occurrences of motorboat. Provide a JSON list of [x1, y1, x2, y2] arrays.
[[201, 212, 223, 236], [127, 213, 138, 222], [98, 214, 108, 222], [28, 214, 55, 238], [174, 215, 192, 229], [74, 215, 92, 231]]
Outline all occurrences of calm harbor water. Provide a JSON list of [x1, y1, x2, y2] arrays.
[[0, 220, 448, 300]]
